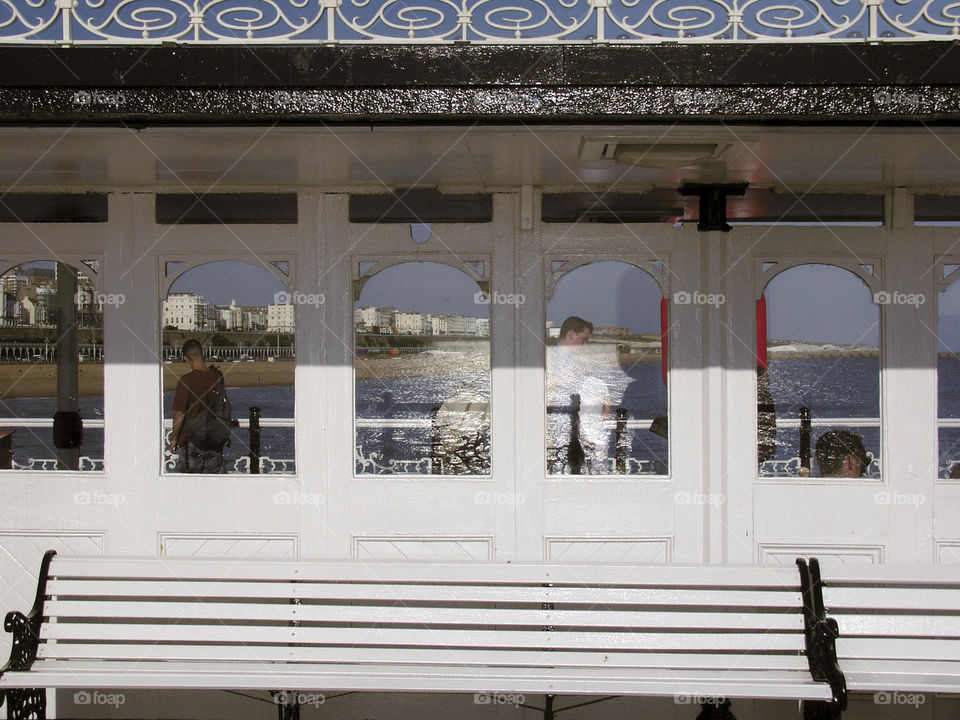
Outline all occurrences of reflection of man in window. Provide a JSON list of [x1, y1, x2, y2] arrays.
[[169, 339, 224, 474], [547, 316, 612, 474], [815, 430, 869, 478]]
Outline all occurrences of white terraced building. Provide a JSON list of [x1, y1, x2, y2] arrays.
[[266, 302, 296, 333], [161, 292, 207, 332]]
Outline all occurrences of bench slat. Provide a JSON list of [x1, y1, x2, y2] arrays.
[[44, 600, 804, 631], [37, 643, 812, 670], [844, 671, 960, 694], [840, 657, 960, 693], [41, 624, 807, 651], [836, 637, 960, 661], [0, 663, 834, 700], [824, 587, 960, 611], [48, 558, 804, 588], [829, 613, 960, 637], [45, 579, 803, 607], [815, 565, 960, 585]]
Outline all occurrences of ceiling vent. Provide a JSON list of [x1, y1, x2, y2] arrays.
[[579, 137, 734, 168]]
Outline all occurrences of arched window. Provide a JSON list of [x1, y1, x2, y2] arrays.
[[354, 262, 490, 475], [161, 261, 294, 475], [0, 260, 104, 471], [546, 261, 667, 476], [759, 263, 880, 478]]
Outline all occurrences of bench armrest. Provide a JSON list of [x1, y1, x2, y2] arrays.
[[0, 550, 57, 675], [798, 558, 847, 716]]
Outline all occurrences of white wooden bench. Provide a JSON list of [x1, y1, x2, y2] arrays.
[[809, 557, 960, 699], [0, 551, 844, 720]]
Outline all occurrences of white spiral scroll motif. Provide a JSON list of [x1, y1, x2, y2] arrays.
[[0, 1, 956, 56]]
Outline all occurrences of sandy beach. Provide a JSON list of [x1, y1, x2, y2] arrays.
[[0, 361, 297, 399]]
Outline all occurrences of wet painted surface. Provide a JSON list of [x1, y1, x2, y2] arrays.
[[0, 85, 958, 123]]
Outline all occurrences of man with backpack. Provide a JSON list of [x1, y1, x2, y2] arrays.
[[168, 339, 231, 473]]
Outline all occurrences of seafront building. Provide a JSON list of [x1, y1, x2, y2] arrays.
[[0, 1, 960, 718], [160, 292, 207, 331], [266, 301, 296, 333]]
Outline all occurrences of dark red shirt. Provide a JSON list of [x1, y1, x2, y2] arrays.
[[173, 368, 218, 421]]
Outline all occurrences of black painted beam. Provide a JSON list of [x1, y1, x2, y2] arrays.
[[0, 43, 958, 124]]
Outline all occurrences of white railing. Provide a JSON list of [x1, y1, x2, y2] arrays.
[[0, 0, 956, 46], [161, 418, 295, 473], [5, 413, 960, 476], [775, 416, 881, 429], [0, 417, 105, 471]]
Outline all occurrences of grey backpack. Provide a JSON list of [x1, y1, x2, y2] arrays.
[[183, 366, 232, 451]]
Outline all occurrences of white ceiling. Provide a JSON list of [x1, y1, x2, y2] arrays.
[[1, 124, 959, 195]]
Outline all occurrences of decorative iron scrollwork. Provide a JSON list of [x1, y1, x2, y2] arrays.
[[0, 688, 46, 720], [1, 550, 56, 675], [796, 557, 846, 720], [0, 550, 57, 720], [1, 0, 958, 44], [1, 612, 41, 672]]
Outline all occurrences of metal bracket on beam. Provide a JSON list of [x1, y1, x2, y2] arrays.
[[678, 183, 748, 232]]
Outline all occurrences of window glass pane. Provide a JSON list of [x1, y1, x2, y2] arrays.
[[759, 264, 880, 478], [162, 261, 295, 474], [355, 262, 490, 475], [0, 261, 104, 471], [546, 261, 667, 475], [938, 277, 960, 478]]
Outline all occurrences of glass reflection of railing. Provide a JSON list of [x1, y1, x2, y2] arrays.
[[0, 417, 104, 471], [162, 409, 294, 474], [355, 408, 491, 475], [938, 418, 960, 478], [547, 395, 662, 475], [763, 410, 881, 478]]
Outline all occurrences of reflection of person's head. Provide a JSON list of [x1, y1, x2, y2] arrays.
[[815, 430, 869, 477], [559, 316, 593, 347]]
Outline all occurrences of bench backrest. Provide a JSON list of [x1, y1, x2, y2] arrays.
[[816, 564, 960, 665], [37, 557, 811, 671]]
